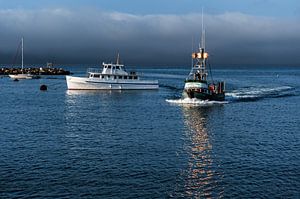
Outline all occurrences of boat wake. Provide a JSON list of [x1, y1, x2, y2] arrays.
[[226, 86, 296, 102], [166, 98, 228, 106], [166, 86, 297, 106]]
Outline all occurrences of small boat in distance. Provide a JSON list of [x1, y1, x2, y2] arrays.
[[9, 37, 40, 80], [183, 13, 225, 101], [66, 54, 159, 90]]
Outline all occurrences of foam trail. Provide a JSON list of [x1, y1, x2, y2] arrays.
[[166, 97, 228, 106], [226, 86, 294, 101]]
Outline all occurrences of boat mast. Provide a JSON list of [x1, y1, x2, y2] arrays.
[[201, 8, 205, 51], [191, 37, 194, 69], [198, 8, 208, 81], [188, 8, 208, 82], [116, 52, 120, 65], [21, 37, 24, 70]]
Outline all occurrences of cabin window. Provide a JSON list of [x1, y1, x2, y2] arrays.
[[90, 74, 93, 78], [94, 74, 100, 78], [124, 76, 127, 79], [129, 76, 133, 79], [116, 66, 120, 69], [112, 67, 115, 70], [113, 76, 116, 79], [133, 76, 137, 79], [107, 75, 110, 78], [108, 66, 111, 69], [118, 76, 122, 79]]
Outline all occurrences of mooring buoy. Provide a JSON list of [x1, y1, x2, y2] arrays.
[[40, 84, 47, 91]]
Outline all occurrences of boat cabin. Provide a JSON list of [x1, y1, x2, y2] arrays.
[[89, 73, 138, 80], [87, 62, 139, 80]]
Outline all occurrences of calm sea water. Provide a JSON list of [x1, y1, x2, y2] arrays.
[[1, 66, 299, 198]]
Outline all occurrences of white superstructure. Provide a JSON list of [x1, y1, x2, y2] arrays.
[[66, 56, 159, 90]]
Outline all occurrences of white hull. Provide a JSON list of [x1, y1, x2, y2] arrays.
[[66, 76, 159, 90], [9, 74, 37, 79]]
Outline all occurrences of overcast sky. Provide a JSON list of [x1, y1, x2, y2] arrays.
[[0, 0, 300, 66]]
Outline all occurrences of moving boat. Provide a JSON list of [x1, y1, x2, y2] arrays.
[[9, 37, 40, 80], [183, 14, 225, 101], [66, 54, 159, 90]]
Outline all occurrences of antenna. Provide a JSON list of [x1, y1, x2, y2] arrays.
[[116, 51, 120, 65], [191, 36, 194, 69], [201, 7, 205, 50], [21, 37, 24, 70]]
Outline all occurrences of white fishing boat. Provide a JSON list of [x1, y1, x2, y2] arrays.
[[66, 54, 159, 90], [9, 37, 40, 80]]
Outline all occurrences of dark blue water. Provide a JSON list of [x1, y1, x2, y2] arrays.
[[1, 66, 300, 198]]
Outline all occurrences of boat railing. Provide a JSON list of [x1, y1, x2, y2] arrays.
[[87, 68, 102, 74], [130, 71, 144, 77], [86, 67, 144, 77], [185, 79, 207, 83], [129, 71, 138, 76]]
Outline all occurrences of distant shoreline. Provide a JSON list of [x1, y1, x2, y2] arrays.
[[0, 67, 71, 75]]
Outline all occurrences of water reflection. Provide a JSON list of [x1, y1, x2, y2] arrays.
[[180, 106, 223, 198], [66, 90, 122, 96], [63, 89, 148, 139]]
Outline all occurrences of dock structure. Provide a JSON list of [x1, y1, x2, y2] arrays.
[[0, 67, 71, 76]]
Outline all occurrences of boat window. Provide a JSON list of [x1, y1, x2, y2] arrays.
[[116, 66, 120, 69], [107, 75, 110, 78], [124, 76, 127, 79], [118, 76, 122, 79], [113, 76, 116, 79], [94, 74, 100, 78], [90, 74, 94, 77], [108, 66, 111, 69], [112, 66, 115, 70], [129, 76, 133, 79], [133, 76, 137, 79]]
